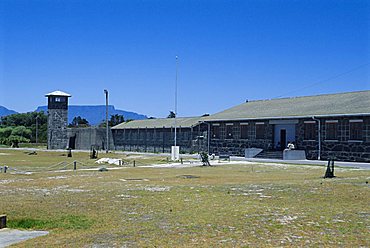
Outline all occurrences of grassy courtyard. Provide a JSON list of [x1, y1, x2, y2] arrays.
[[0, 149, 369, 247]]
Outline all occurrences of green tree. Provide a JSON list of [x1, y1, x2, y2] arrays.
[[0, 111, 47, 143], [167, 111, 176, 118], [99, 114, 125, 127], [0, 126, 31, 145], [0, 127, 13, 144], [109, 114, 124, 127], [69, 116, 90, 127]]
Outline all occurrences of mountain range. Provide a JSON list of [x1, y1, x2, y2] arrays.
[[0, 106, 17, 117], [0, 105, 147, 125]]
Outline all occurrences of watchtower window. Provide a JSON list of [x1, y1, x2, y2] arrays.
[[54, 97, 66, 102]]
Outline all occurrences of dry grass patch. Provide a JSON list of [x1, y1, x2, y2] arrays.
[[0, 149, 369, 247]]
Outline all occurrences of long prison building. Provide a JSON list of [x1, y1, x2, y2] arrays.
[[110, 90, 370, 162]]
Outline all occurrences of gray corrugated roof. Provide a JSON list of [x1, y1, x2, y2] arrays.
[[112, 116, 206, 129], [204, 90, 370, 121]]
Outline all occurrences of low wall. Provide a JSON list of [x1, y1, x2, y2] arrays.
[[245, 148, 263, 158], [283, 150, 306, 160]]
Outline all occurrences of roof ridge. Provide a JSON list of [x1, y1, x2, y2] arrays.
[[245, 90, 370, 103]]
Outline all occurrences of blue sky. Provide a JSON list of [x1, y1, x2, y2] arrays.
[[0, 0, 369, 118]]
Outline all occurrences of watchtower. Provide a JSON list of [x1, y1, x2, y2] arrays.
[[46, 90, 71, 149]]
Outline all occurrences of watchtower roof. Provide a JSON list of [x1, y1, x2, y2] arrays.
[[45, 90, 71, 97]]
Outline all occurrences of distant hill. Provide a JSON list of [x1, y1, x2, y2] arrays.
[[35, 105, 147, 125], [0, 106, 17, 117]]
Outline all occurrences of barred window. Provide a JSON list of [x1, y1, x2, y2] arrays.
[[326, 122, 338, 140], [304, 122, 316, 140], [256, 123, 265, 139], [212, 125, 220, 139], [240, 124, 248, 139], [226, 124, 233, 139], [350, 121, 363, 140]]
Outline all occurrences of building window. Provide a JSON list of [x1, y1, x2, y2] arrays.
[[350, 120, 363, 140], [304, 122, 316, 140], [132, 130, 137, 140], [255, 123, 265, 139], [326, 121, 338, 140], [147, 130, 152, 140], [226, 124, 233, 139], [212, 124, 220, 139], [240, 124, 249, 139]]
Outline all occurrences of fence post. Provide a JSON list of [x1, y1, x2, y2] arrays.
[[0, 215, 6, 229]]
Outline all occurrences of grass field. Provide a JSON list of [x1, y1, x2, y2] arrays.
[[0, 149, 369, 247]]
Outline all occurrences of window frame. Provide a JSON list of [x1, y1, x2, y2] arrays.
[[304, 121, 316, 141], [240, 123, 249, 139], [255, 122, 265, 139], [225, 123, 234, 139], [325, 120, 338, 141], [211, 124, 220, 139], [349, 120, 363, 141]]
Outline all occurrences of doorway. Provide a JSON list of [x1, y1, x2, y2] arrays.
[[280, 129, 286, 150], [272, 121, 297, 150], [68, 135, 76, 149]]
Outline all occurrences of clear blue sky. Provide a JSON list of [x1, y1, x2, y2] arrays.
[[0, 0, 369, 118]]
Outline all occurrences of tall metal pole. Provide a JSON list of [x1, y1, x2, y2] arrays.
[[104, 89, 109, 153], [174, 55, 178, 147]]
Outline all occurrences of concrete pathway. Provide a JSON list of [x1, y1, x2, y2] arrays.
[[241, 157, 370, 170], [0, 229, 48, 247]]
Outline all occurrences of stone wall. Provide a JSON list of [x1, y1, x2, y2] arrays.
[[209, 121, 273, 156], [112, 124, 208, 154], [296, 116, 370, 162], [67, 127, 114, 150], [47, 109, 68, 149], [208, 116, 370, 162]]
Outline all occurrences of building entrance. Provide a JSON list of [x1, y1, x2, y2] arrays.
[[273, 123, 296, 150]]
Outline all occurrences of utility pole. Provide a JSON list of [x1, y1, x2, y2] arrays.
[[104, 89, 109, 153], [35, 116, 39, 144]]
